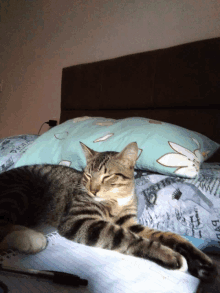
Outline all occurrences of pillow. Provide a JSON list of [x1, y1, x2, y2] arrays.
[[135, 162, 220, 252], [14, 117, 219, 178], [0, 134, 39, 173]]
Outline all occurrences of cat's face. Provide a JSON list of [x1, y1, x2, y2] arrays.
[[80, 142, 138, 204]]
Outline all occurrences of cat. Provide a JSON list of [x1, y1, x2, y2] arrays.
[[0, 142, 217, 282]]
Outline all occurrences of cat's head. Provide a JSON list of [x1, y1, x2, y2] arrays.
[[80, 142, 139, 204]]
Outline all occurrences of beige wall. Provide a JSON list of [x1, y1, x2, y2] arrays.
[[0, 0, 219, 138]]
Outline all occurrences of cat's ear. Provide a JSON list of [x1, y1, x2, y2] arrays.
[[115, 142, 139, 168], [80, 142, 98, 161]]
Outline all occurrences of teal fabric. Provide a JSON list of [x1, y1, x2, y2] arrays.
[[183, 236, 220, 253], [14, 117, 220, 178]]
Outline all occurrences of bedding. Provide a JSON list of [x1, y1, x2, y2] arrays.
[[135, 163, 220, 252], [0, 134, 39, 173]]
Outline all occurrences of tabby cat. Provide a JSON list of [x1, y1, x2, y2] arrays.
[[0, 142, 217, 282]]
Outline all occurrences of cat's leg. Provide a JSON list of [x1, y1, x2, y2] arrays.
[[119, 217, 217, 282], [58, 217, 186, 274], [0, 224, 47, 254]]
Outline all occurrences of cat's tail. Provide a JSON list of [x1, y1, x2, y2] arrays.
[[0, 166, 41, 229], [0, 167, 29, 227]]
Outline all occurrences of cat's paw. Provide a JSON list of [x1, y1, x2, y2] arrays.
[[0, 229, 47, 254], [154, 246, 185, 270], [176, 243, 218, 282], [141, 240, 185, 270]]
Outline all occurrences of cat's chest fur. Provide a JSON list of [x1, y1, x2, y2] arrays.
[[92, 193, 137, 222]]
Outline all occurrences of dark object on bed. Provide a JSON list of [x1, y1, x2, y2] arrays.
[[60, 37, 220, 161]]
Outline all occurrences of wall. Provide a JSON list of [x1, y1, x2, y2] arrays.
[[0, 0, 219, 138]]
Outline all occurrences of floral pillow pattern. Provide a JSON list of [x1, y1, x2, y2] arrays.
[[157, 139, 210, 177]]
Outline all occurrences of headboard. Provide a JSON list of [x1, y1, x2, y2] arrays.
[[60, 37, 220, 161]]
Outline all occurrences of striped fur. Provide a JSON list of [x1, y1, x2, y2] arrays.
[[0, 142, 217, 281]]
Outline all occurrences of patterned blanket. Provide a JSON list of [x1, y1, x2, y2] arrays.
[[136, 164, 220, 251], [0, 135, 38, 173]]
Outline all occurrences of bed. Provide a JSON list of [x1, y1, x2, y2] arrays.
[[0, 37, 220, 293]]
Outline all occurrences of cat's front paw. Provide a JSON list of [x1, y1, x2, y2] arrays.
[[158, 247, 188, 271], [139, 240, 186, 271], [176, 243, 218, 282]]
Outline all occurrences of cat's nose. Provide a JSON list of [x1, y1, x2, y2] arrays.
[[90, 186, 100, 196]]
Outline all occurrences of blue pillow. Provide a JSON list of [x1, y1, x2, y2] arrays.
[[14, 117, 219, 178]]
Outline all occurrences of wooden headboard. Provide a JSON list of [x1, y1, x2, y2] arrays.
[[60, 37, 220, 161]]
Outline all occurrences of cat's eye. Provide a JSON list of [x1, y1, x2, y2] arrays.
[[102, 173, 127, 184], [102, 174, 118, 183], [102, 175, 111, 182], [115, 173, 129, 179]]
